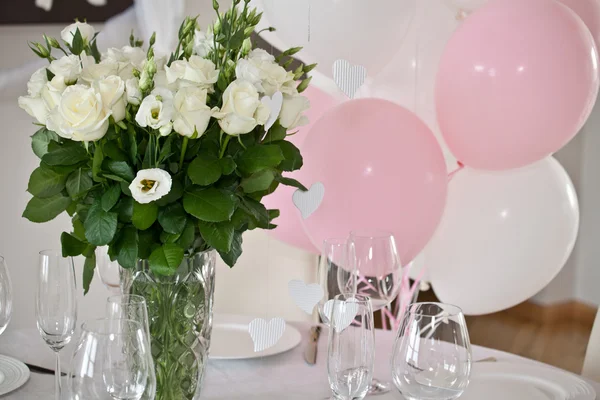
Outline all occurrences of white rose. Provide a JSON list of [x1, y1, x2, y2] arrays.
[[214, 79, 270, 136], [81, 60, 120, 83], [41, 76, 68, 111], [46, 84, 111, 142], [104, 46, 147, 68], [129, 169, 172, 204], [125, 78, 143, 105], [193, 29, 214, 58], [27, 68, 48, 97], [235, 59, 264, 92], [94, 75, 126, 122], [173, 87, 215, 138], [61, 21, 96, 46], [259, 62, 297, 96], [18, 96, 48, 124], [135, 87, 174, 136], [49, 55, 82, 85], [279, 94, 310, 129], [165, 56, 219, 90], [248, 49, 275, 64]]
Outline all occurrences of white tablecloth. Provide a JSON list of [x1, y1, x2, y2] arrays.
[[1, 323, 598, 399]]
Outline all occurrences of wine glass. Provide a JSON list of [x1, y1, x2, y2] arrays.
[[327, 293, 375, 400], [391, 302, 472, 400], [96, 246, 123, 293], [0, 256, 12, 335], [69, 318, 150, 400], [36, 250, 77, 400], [317, 238, 354, 324], [106, 295, 156, 400], [347, 230, 403, 394]]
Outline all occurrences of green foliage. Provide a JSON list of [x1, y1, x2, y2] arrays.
[[149, 243, 184, 276], [84, 201, 118, 246], [132, 202, 158, 230]]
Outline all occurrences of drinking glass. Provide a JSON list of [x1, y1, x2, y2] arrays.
[[0, 256, 12, 335], [96, 246, 123, 293], [36, 250, 77, 400], [391, 302, 472, 400], [106, 295, 156, 400], [318, 238, 354, 324], [327, 294, 375, 400], [347, 230, 403, 394], [69, 319, 150, 400]]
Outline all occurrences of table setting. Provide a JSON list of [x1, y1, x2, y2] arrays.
[[4, 0, 600, 398]]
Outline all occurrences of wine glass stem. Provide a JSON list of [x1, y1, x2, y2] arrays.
[[54, 352, 61, 400]]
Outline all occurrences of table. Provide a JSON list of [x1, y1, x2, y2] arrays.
[[1, 323, 598, 399]]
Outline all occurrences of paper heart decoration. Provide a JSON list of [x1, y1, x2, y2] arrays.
[[288, 280, 324, 315], [293, 182, 325, 219], [332, 59, 367, 99], [323, 299, 359, 333], [248, 318, 286, 352], [261, 91, 283, 132]]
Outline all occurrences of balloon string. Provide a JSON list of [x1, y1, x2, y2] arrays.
[[447, 161, 465, 182]]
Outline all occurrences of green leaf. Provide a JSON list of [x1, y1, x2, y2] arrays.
[[23, 193, 71, 223], [262, 123, 287, 143], [61, 232, 87, 257], [71, 28, 84, 55], [218, 231, 243, 267], [115, 226, 138, 269], [276, 176, 308, 191], [103, 141, 128, 162], [177, 220, 196, 250], [117, 197, 134, 222], [138, 229, 159, 259], [73, 216, 86, 241], [105, 160, 135, 182], [199, 221, 234, 253], [121, 127, 138, 165], [158, 203, 187, 234], [42, 141, 88, 166], [27, 166, 68, 198], [160, 231, 181, 244], [188, 152, 222, 186], [240, 169, 275, 193], [83, 254, 95, 295], [104, 174, 126, 183], [149, 243, 184, 276], [92, 144, 105, 182], [277, 141, 303, 171], [220, 156, 236, 175], [158, 134, 175, 163], [183, 187, 236, 222], [84, 201, 118, 246], [101, 184, 122, 212], [31, 128, 59, 159], [236, 145, 284, 174], [132, 201, 158, 230], [66, 168, 93, 199], [156, 179, 184, 206], [238, 196, 269, 226]]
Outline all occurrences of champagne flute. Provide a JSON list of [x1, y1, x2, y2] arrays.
[[391, 302, 472, 400], [327, 293, 375, 400], [347, 230, 403, 395], [36, 250, 77, 400], [317, 238, 354, 324], [96, 246, 122, 293], [0, 256, 12, 335], [69, 318, 150, 400], [106, 295, 156, 400]]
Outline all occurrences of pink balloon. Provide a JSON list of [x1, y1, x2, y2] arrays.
[[262, 86, 337, 253], [436, 0, 599, 170], [560, 0, 600, 49], [301, 99, 448, 264]]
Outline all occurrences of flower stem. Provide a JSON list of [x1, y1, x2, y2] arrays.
[[179, 137, 189, 171], [219, 135, 231, 159]]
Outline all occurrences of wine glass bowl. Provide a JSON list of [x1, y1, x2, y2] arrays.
[[96, 246, 123, 293], [0, 256, 12, 336], [318, 238, 354, 325], [391, 302, 472, 400]]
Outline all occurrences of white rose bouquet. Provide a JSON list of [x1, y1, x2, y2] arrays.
[[19, 2, 314, 293]]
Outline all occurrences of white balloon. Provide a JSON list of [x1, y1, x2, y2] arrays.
[[355, 1, 461, 172], [253, 0, 416, 79], [426, 157, 579, 316]]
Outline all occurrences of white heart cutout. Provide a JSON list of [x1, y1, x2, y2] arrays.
[[288, 280, 324, 315], [248, 318, 286, 353], [323, 299, 359, 333], [261, 91, 283, 132], [293, 182, 325, 219], [332, 59, 367, 99]]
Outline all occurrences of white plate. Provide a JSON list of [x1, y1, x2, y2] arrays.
[[461, 362, 596, 400], [0, 355, 30, 395], [209, 314, 302, 360]]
